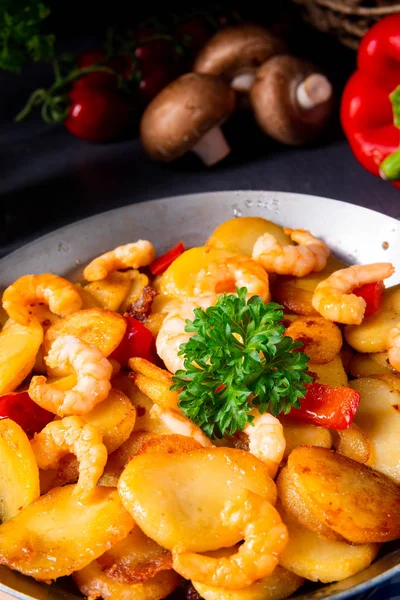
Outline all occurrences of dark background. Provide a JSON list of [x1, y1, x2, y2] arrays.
[[1, 0, 399, 260]]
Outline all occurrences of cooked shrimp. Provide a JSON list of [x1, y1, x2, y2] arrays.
[[193, 255, 270, 303], [83, 240, 155, 281], [173, 491, 288, 589], [29, 335, 112, 417], [387, 324, 400, 372], [150, 404, 213, 448], [243, 411, 286, 478], [2, 274, 82, 327], [31, 416, 108, 499], [312, 263, 395, 325], [252, 228, 329, 277], [156, 298, 212, 374]]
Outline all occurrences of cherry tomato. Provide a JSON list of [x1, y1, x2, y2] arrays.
[[65, 87, 131, 142], [0, 391, 53, 439], [135, 39, 174, 63], [75, 49, 126, 90], [110, 316, 157, 367]]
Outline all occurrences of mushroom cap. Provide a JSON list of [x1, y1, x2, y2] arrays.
[[250, 55, 334, 145], [140, 73, 236, 162], [193, 24, 287, 81]]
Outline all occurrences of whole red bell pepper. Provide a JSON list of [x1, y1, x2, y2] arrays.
[[341, 14, 400, 187], [290, 383, 360, 430]]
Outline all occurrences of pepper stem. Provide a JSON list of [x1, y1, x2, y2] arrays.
[[380, 149, 400, 181]]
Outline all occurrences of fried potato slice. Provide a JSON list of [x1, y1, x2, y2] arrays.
[[278, 502, 379, 583], [43, 308, 126, 375], [192, 565, 304, 600], [285, 316, 342, 364], [144, 313, 165, 337], [279, 416, 332, 460], [81, 388, 136, 454], [73, 561, 181, 600], [308, 355, 348, 387], [283, 446, 400, 543], [119, 448, 277, 552], [97, 431, 156, 488], [129, 357, 179, 410], [97, 526, 172, 583], [112, 374, 172, 436], [349, 352, 392, 378], [158, 246, 235, 299], [277, 465, 342, 542], [74, 283, 102, 309], [0, 318, 43, 394], [331, 423, 370, 464], [345, 284, 400, 353], [135, 434, 202, 455], [350, 377, 400, 483], [206, 216, 291, 256], [119, 271, 150, 314], [0, 485, 133, 581], [272, 255, 348, 316], [84, 273, 132, 311], [0, 419, 40, 520]]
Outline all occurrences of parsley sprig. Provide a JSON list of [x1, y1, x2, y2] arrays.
[[171, 288, 312, 439]]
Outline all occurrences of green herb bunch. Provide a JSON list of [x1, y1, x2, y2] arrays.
[[171, 288, 312, 439]]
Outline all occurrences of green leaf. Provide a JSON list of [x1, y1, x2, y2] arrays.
[[171, 287, 312, 439], [390, 84, 400, 129], [0, 0, 55, 72]]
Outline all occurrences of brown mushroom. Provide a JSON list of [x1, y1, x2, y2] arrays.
[[140, 73, 236, 166], [250, 55, 333, 145], [193, 24, 287, 92]]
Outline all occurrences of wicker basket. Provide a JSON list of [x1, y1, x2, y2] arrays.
[[292, 0, 400, 49]]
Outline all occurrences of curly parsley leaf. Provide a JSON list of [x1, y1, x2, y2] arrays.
[[0, 1, 55, 73], [171, 288, 312, 439]]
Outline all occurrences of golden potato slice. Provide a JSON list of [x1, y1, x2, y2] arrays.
[[97, 431, 156, 487], [371, 372, 400, 393], [129, 357, 179, 410], [135, 434, 202, 455], [308, 355, 348, 387], [81, 388, 136, 454], [119, 271, 150, 314], [278, 502, 379, 583], [350, 377, 400, 483], [74, 283, 102, 309], [119, 448, 277, 552], [0, 485, 133, 581], [84, 273, 132, 311], [73, 561, 181, 600], [206, 216, 291, 256], [0, 419, 40, 520], [345, 284, 400, 353], [158, 246, 235, 299], [331, 423, 370, 464], [145, 313, 165, 337], [285, 446, 400, 543], [193, 565, 304, 600], [43, 308, 126, 371], [0, 318, 43, 394], [97, 526, 172, 583], [277, 465, 342, 542], [285, 316, 342, 364], [279, 416, 332, 460], [112, 374, 171, 436], [272, 255, 348, 316], [349, 352, 391, 378]]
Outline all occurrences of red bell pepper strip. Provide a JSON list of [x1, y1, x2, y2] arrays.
[[340, 14, 400, 187], [110, 316, 156, 367], [290, 383, 360, 430], [353, 280, 385, 317], [0, 391, 53, 439], [150, 242, 185, 276]]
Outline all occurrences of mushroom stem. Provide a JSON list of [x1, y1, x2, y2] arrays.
[[296, 74, 333, 110], [231, 72, 256, 92], [191, 126, 231, 166]]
